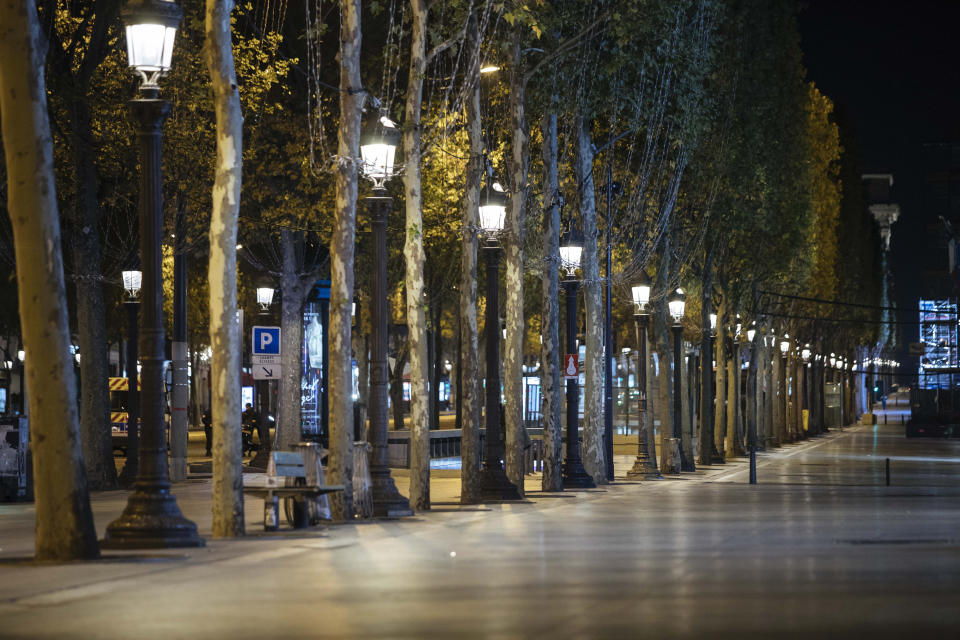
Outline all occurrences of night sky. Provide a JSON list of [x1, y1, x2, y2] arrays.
[[798, 0, 960, 352]]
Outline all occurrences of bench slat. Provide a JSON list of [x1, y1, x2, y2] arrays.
[[272, 451, 304, 466], [274, 463, 306, 477]]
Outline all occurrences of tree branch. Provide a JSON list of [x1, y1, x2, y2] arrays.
[[522, 11, 609, 89]]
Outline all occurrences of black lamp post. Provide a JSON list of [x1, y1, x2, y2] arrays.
[[104, 0, 202, 548], [360, 112, 413, 518], [477, 183, 521, 500], [626, 270, 660, 479], [745, 322, 757, 483], [118, 269, 141, 485], [560, 227, 595, 489], [248, 276, 276, 470], [668, 288, 694, 472], [778, 335, 789, 444]]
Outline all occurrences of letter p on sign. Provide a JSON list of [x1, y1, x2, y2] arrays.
[[252, 326, 281, 355]]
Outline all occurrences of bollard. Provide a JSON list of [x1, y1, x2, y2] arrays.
[[885, 458, 890, 486], [264, 495, 279, 531]]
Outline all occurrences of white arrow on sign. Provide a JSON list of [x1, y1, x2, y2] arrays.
[[253, 365, 279, 381]]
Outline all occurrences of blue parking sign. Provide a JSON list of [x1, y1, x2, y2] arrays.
[[252, 326, 281, 355]]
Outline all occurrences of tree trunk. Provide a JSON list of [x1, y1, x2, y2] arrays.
[[540, 109, 563, 492], [503, 32, 531, 496], [0, 1, 100, 560], [276, 229, 308, 451], [698, 250, 715, 465], [575, 117, 606, 484], [401, 0, 431, 510], [764, 334, 775, 447], [773, 341, 784, 446], [713, 302, 727, 462], [756, 331, 767, 449], [327, 0, 363, 520], [459, 43, 482, 504], [656, 313, 674, 472], [726, 341, 743, 458], [205, 0, 245, 537], [66, 95, 116, 491]]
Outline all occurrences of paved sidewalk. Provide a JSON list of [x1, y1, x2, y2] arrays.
[[5, 402, 959, 638]]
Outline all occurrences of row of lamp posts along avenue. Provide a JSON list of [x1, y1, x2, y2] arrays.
[[88, 0, 868, 547], [91, 0, 696, 537]]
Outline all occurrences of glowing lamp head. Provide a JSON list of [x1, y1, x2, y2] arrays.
[[709, 313, 718, 333], [121, 0, 183, 83], [631, 270, 651, 312], [746, 323, 756, 343], [559, 227, 584, 277], [122, 269, 143, 299], [255, 276, 275, 311], [360, 114, 401, 184], [780, 334, 790, 355], [478, 183, 508, 237], [667, 288, 686, 324]]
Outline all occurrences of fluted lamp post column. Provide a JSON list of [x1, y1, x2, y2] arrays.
[[248, 276, 276, 470], [559, 228, 595, 488], [477, 183, 522, 501], [627, 270, 661, 479], [104, 0, 202, 548], [359, 112, 413, 518], [668, 288, 694, 472], [118, 270, 141, 485], [778, 334, 789, 445]]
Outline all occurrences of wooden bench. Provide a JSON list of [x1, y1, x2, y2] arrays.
[[243, 451, 344, 530]]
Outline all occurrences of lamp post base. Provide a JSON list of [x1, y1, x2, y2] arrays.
[[562, 461, 596, 489], [370, 467, 414, 517], [626, 456, 662, 480], [101, 487, 204, 549], [480, 465, 522, 501]]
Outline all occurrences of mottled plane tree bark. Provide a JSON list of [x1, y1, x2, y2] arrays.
[[574, 117, 606, 484], [458, 16, 483, 505], [0, 0, 99, 559], [402, 0, 433, 510], [540, 108, 563, 492], [205, 0, 245, 536], [328, 0, 364, 520]]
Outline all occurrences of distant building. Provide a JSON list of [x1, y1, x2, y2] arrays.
[[917, 144, 960, 388], [863, 173, 899, 350]]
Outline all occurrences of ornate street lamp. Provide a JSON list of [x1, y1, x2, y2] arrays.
[[118, 269, 142, 485], [360, 110, 413, 517], [626, 270, 660, 479], [360, 114, 401, 187], [559, 227, 594, 489], [667, 287, 693, 472], [104, 0, 201, 548], [477, 181, 520, 501], [255, 276, 275, 313]]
